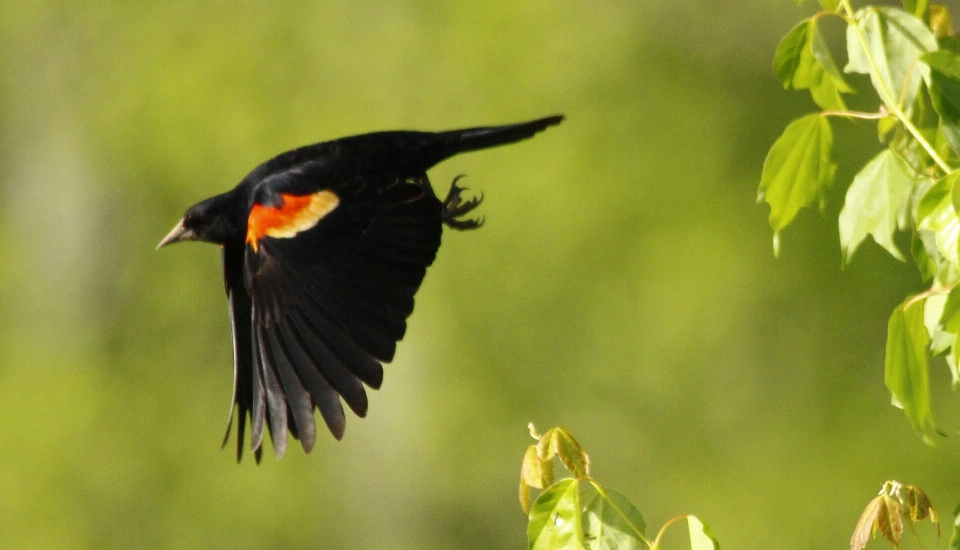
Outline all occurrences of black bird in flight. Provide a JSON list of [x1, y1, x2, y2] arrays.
[[158, 115, 563, 461]]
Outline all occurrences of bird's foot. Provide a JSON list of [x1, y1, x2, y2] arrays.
[[442, 175, 484, 230]]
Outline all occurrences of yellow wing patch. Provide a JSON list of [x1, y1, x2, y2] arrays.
[[246, 190, 340, 252]]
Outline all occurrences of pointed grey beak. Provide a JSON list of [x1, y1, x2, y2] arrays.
[[156, 219, 196, 249]]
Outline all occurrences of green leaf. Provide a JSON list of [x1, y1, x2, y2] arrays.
[[819, 0, 840, 11], [924, 291, 948, 338], [940, 285, 960, 335], [924, 291, 955, 355], [846, 7, 938, 110], [774, 19, 851, 110], [949, 353, 960, 391], [885, 297, 938, 436], [528, 479, 583, 550], [523, 445, 555, 490], [941, 34, 960, 55], [583, 482, 646, 550], [902, 0, 930, 19], [948, 352, 960, 386], [775, 20, 811, 88], [929, 329, 955, 356], [897, 83, 945, 174], [917, 174, 949, 222], [839, 150, 917, 263], [810, 62, 851, 111], [687, 516, 721, 550], [949, 501, 960, 550], [941, 123, 960, 156], [940, 286, 960, 384], [811, 19, 854, 93], [913, 230, 940, 281], [537, 427, 590, 478], [917, 171, 960, 268], [878, 115, 899, 142], [914, 81, 942, 137], [922, 51, 960, 124], [759, 114, 836, 247], [521, 444, 555, 514]]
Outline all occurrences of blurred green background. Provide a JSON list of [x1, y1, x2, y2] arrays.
[[2, 1, 959, 548]]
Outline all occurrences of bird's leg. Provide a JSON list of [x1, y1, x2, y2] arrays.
[[441, 175, 484, 230]]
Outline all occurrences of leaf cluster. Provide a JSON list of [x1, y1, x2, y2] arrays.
[[521, 424, 719, 550], [850, 481, 939, 550], [763, 0, 960, 440]]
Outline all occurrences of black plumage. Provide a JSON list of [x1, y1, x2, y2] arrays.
[[158, 115, 563, 461]]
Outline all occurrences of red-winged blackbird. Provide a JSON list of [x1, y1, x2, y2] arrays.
[[158, 115, 563, 462]]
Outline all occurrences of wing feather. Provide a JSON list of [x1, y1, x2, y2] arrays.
[[233, 173, 444, 455], [287, 307, 369, 416], [254, 325, 288, 459], [276, 321, 347, 439], [309, 269, 409, 339], [226, 288, 252, 462], [301, 288, 397, 363], [264, 325, 317, 453], [249, 322, 266, 458], [315, 262, 416, 316], [291, 300, 384, 389], [222, 246, 259, 462]]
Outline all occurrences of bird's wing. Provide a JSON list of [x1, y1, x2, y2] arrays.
[[231, 171, 443, 460], [221, 244, 264, 463]]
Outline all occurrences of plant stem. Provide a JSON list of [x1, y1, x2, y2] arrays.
[[651, 515, 688, 550], [839, 0, 953, 174], [820, 110, 887, 119], [904, 285, 953, 309]]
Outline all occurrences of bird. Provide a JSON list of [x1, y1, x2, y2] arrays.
[[157, 115, 563, 462]]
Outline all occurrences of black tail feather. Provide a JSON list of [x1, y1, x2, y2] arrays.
[[429, 115, 564, 166]]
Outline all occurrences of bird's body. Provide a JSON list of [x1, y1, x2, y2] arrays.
[[159, 115, 563, 461]]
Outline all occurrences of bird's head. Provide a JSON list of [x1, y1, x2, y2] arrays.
[[157, 192, 244, 249]]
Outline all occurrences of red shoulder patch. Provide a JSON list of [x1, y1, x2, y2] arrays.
[[246, 190, 340, 252]]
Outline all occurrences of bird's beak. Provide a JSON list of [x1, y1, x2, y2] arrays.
[[156, 219, 197, 249]]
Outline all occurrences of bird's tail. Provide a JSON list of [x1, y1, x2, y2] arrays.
[[429, 115, 564, 165]]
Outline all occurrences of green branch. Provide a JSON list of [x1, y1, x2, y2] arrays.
[[820, 109, 888, 119], [840, 0, 953, 174]]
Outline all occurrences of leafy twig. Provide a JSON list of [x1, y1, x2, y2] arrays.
[[839, 0, 952, 174]]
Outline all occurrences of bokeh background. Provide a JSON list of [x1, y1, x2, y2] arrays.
[[2, 1, 959, 548]]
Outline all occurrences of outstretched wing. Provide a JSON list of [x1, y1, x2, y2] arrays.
[[221, 244, 263, 463], [226, 172, 443, 461]]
